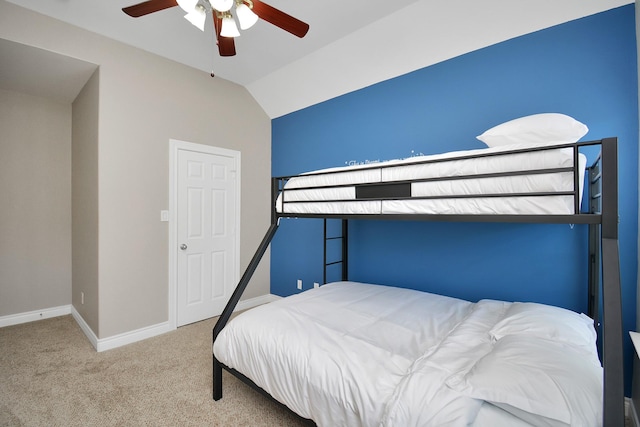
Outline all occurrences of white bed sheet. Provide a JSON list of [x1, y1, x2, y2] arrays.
[[213, 281, 602, 427], [276, 142, 587, 216]]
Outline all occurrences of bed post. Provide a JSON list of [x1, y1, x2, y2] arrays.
[[212, 222, 278, 400], [587, 159, 601, 323], [212, 222, 279, 400], [587, 222, 601, 322], [213, 178, 282, 400], [342, 219, 348, 281], [599, 137, 624, 427]]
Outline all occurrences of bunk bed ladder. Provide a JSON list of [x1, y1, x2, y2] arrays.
[[323, 219, 348, 284]]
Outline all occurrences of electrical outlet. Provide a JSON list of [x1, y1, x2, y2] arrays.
[[297, 279, 303, 290], [314, 282, 319, 289]]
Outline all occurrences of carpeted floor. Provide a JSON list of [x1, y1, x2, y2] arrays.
[[0, 315, 309, 426]]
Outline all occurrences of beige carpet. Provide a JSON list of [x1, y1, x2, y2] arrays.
[[0, 315, 310, 427]]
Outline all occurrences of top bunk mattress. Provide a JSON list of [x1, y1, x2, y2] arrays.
[[276, 142, 587, 216]]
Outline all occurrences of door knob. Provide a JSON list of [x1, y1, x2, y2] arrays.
[[180, 244, 187, 250]]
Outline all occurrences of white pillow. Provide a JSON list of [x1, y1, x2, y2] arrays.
[[446, 335, 603, 426], [477, 113, 589, 147], [489, 302, 597, 349]]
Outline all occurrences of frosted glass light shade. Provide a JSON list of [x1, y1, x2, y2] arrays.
[[220, 15, 240, 37], [210, 0, 233, 12], [235, 3, 258, 30], [177, 0, 199, 13], [184, 5, 206, 31]]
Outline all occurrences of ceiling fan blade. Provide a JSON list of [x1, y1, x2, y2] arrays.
[[123, 0, 178, 17], [250, 0, 309, 38], [213, 12, 237, 57], [218, 36, 236, 57]]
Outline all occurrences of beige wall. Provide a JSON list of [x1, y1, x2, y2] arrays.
[[72, 70, 100, 335], [95, 44, 271, 338], [0, 88, 72, 316], [0, 2, 272, 340]]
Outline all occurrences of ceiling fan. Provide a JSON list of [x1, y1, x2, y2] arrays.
[[122, 0, 309, 57]]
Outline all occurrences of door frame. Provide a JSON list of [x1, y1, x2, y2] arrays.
[[168, 139, 241, 329]]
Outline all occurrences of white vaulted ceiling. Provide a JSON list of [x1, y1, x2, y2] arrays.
[[2, 0, 632, 117]]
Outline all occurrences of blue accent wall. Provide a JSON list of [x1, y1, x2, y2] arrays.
[[272, 5, 638, 393]]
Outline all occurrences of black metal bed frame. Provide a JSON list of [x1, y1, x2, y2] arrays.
[[212, 138, 623, 427]]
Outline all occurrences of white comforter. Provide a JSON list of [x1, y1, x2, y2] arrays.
[[214, 282, 602, 426]]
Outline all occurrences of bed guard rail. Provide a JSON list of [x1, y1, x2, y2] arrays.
[[273, 140, 612, 225]]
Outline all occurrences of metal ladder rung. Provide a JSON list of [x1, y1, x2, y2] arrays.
[[323, 219, 348, 284]]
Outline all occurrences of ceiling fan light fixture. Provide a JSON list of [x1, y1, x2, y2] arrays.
[[122, 0, 309, 57], [177, 0, 199, 13], [209, 0, 233, 12], [235, 1, 258, 30], [184, 4, 206, 31], [220, 13, 240, 37]]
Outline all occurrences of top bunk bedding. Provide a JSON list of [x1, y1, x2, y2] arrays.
[[275, 141, 588, 216], [274, 113, 603, 218]]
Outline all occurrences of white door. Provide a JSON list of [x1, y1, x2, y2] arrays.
[[176, 147, 238, 327]]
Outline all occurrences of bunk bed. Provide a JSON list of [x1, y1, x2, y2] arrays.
[[211, 132, 623, 426]]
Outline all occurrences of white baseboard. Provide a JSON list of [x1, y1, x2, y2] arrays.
[[72, 293, 280, 352], [3, 294, 280, 351], [97, 320, 173, 352], [72, 306, 173, 352], [70, 307, 98, 349], [629, 397, 639, 427], [0, 304, 71, 328]]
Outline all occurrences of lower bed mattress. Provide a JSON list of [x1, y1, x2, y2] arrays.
[[213, 281, 602, 427], [276, 142, 588, 216]]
